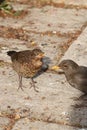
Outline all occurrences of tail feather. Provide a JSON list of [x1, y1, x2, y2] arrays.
[[7, 51, 16, 56]]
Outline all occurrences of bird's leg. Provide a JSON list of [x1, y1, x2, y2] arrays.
[[18, 75, 24, 91], [30, 78, 39, 92]]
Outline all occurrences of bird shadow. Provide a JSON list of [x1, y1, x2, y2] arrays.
[[70, 93, 87, 129], [42, 56, 52, 65], [33, 56, 51, 78]]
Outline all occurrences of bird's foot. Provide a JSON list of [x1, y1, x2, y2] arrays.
[[17, 85, 25, 91], [18, 75, 25, 91], [30, 81, 39, 92]]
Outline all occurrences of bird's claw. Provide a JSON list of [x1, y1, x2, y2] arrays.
[[17, 85, 26, 91], [17, 86, 24, 91], [30, 82, 39, 92]]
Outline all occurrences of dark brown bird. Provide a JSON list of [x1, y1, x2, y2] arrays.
[[7, 49, 45, 92], [53, 60, 87, 96]]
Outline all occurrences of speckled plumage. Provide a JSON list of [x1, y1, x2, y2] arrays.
[[7, 49, 44, 91]]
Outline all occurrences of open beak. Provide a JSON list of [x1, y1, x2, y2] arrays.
[[51, 65, 61, 71]]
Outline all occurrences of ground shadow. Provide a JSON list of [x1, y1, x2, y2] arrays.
[[33, 56, 51, 78], [70, 94, 87, 129]]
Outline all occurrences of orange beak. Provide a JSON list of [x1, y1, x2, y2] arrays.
[[51, 66, 60, 71]]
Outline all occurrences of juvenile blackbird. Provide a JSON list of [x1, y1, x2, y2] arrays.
[[7, 49, 45, 92], [53, 60, 87, 95]]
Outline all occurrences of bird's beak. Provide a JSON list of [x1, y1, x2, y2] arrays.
[[41, 53, 44, 57], [51, 65, 61, 71], [36, 53, 44, 59], [39, 53, 44, 57]]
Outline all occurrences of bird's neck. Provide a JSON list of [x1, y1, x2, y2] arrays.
[[32, 59, 42, 69], [64, 69, 77, 80]]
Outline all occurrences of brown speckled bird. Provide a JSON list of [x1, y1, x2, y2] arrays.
[[7, 49, 45, 92]]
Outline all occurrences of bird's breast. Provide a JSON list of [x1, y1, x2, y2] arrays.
[[12, 61, 41, 78]]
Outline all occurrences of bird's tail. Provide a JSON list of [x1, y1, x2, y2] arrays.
[[7, 51, 16, 56]]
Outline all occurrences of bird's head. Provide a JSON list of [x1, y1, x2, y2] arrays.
[[58, 60, 79, 72], [51, 60, 79, 74], [33, 49, 44, 59]]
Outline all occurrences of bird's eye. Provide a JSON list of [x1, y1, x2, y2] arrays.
[[63, 64, 67, 68]]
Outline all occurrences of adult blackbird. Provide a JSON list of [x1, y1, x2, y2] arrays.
[[7, 49, 45, 92], [52, 60, 87, 95]]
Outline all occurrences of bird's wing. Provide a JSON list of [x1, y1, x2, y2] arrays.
[[78, 66, 87, 79], [74, 67, 87, 87], [15, 51, 34, 63], [74, 74, 87, 85]]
